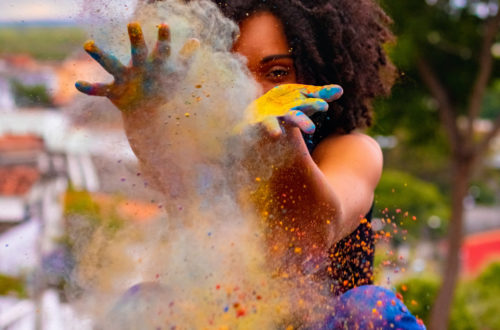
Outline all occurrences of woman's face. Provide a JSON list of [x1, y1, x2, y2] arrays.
[[232, 11, 297, 94]]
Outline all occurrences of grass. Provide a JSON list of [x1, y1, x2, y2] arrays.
[[0, 26, 86, 61], [0, 273, 27, 298]]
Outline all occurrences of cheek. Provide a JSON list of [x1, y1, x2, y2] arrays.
[[260, 81, 280, 94], [248, 72, 270, 95]]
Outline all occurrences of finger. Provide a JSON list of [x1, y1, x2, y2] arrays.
[[179, 38, 201, 63], [75, 81, 111, 97], [128, 22, 148, 67], [83, 40, 125, 76], [261, 117, 282, 138], [302, 84, 343, 102], [289, 98, 329, 116], [151, 23, 171, 67], [283, 110, 316, 134]]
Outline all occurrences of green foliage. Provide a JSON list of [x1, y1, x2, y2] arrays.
[[64, 188, 125, 234], [374, 170, 450, 241], [396, 274, 477, 329], [64, 188, 100, 218], [482, 79, 500, 120], [396, 275, 440, 323], [458, 263, 500, 329], [396, 262, 500, 329], [469, 180, 498, 205], [0, 26, 86, 61], [380, 0, 492, 114], [372, 0, 500, 184], [0, 274, 27, 298], [373, 2, 500, 327], [11, 80, 53, 107]]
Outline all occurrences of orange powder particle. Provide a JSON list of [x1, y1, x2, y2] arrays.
[[236, 308, 246, 317]]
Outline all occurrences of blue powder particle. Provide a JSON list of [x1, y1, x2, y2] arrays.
[[224, 306, 229, 313]]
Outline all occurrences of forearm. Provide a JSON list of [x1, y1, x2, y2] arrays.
[[121, 107, 162, 165], [262, 128, 344, 255], [121, 107, 187, 199], [262, 128, 379, 260]]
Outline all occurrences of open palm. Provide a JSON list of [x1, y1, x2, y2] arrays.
[[75, 22, 199, 113]]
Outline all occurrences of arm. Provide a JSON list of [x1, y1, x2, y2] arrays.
[[260, 128, 382, 261], [311, 131, 383, 242], [75, 23, 199, 196], [245, 84, 381, 259]]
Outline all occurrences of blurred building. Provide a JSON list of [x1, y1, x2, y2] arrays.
[[0, 76, 15, 111], [462, 230, 500, 276], [52, 54, 104, 107], [0, 106, 160, 329], [0, 115, 99, 329], [0, 55, 58, 101], [0, 134, 69, 269]]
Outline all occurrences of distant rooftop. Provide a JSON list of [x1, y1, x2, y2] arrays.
[[0, 165, 39, 196], [0, 134, 44, 196], [0, 134, 44, 153]]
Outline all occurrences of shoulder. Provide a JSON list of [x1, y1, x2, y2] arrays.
[[311, 132, 383, 185], [312, 132, 382, 164]]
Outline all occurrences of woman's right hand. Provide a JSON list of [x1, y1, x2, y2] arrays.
[[75, 22, 201, 197], [243, 83, 343, 137], [75, 22, 200, 113]]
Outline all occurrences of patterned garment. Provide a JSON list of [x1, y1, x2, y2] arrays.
[[327, 208, 374, 295]]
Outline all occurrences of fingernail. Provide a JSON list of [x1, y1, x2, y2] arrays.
[[319, 86, 343, 100], [128, 22, 141, 36], [158, 25, 170, 39], [75, 81, 90, 93], [315, 100, 329, 111], [305, 123, 316, 134], [83, 40, 96, 52]]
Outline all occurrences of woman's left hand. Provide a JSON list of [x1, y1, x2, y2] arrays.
[[243, 84, 343, 137]]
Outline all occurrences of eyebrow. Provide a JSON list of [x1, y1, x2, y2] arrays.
[[260, 54, 293, 64]]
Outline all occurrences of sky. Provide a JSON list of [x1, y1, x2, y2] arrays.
[[0, 0, 137, 22]]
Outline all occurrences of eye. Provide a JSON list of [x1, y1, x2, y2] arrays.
[[265, 66, 291, 81]]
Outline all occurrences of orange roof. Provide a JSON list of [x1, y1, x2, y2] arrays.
[[52, 56, 110, 106], [0, 134, 44, 152], [0, 165, 40, 196], [2, 54, 38, 70]]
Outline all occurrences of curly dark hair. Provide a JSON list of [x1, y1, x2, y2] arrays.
[[212, 0, 396, 142], [148, 0, 395, 142]]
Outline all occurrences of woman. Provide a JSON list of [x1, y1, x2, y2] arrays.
[[221, 0, 394, 294], [77, 0, 392, 294], [76, 0, 424, 328]]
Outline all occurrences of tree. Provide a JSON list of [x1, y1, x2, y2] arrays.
[[11, 80, 53, 108], [377, 1, 500, 328]]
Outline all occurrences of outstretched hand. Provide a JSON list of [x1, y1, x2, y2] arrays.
[[75, 22, 200, 113], [244, 84, 343, 137]]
